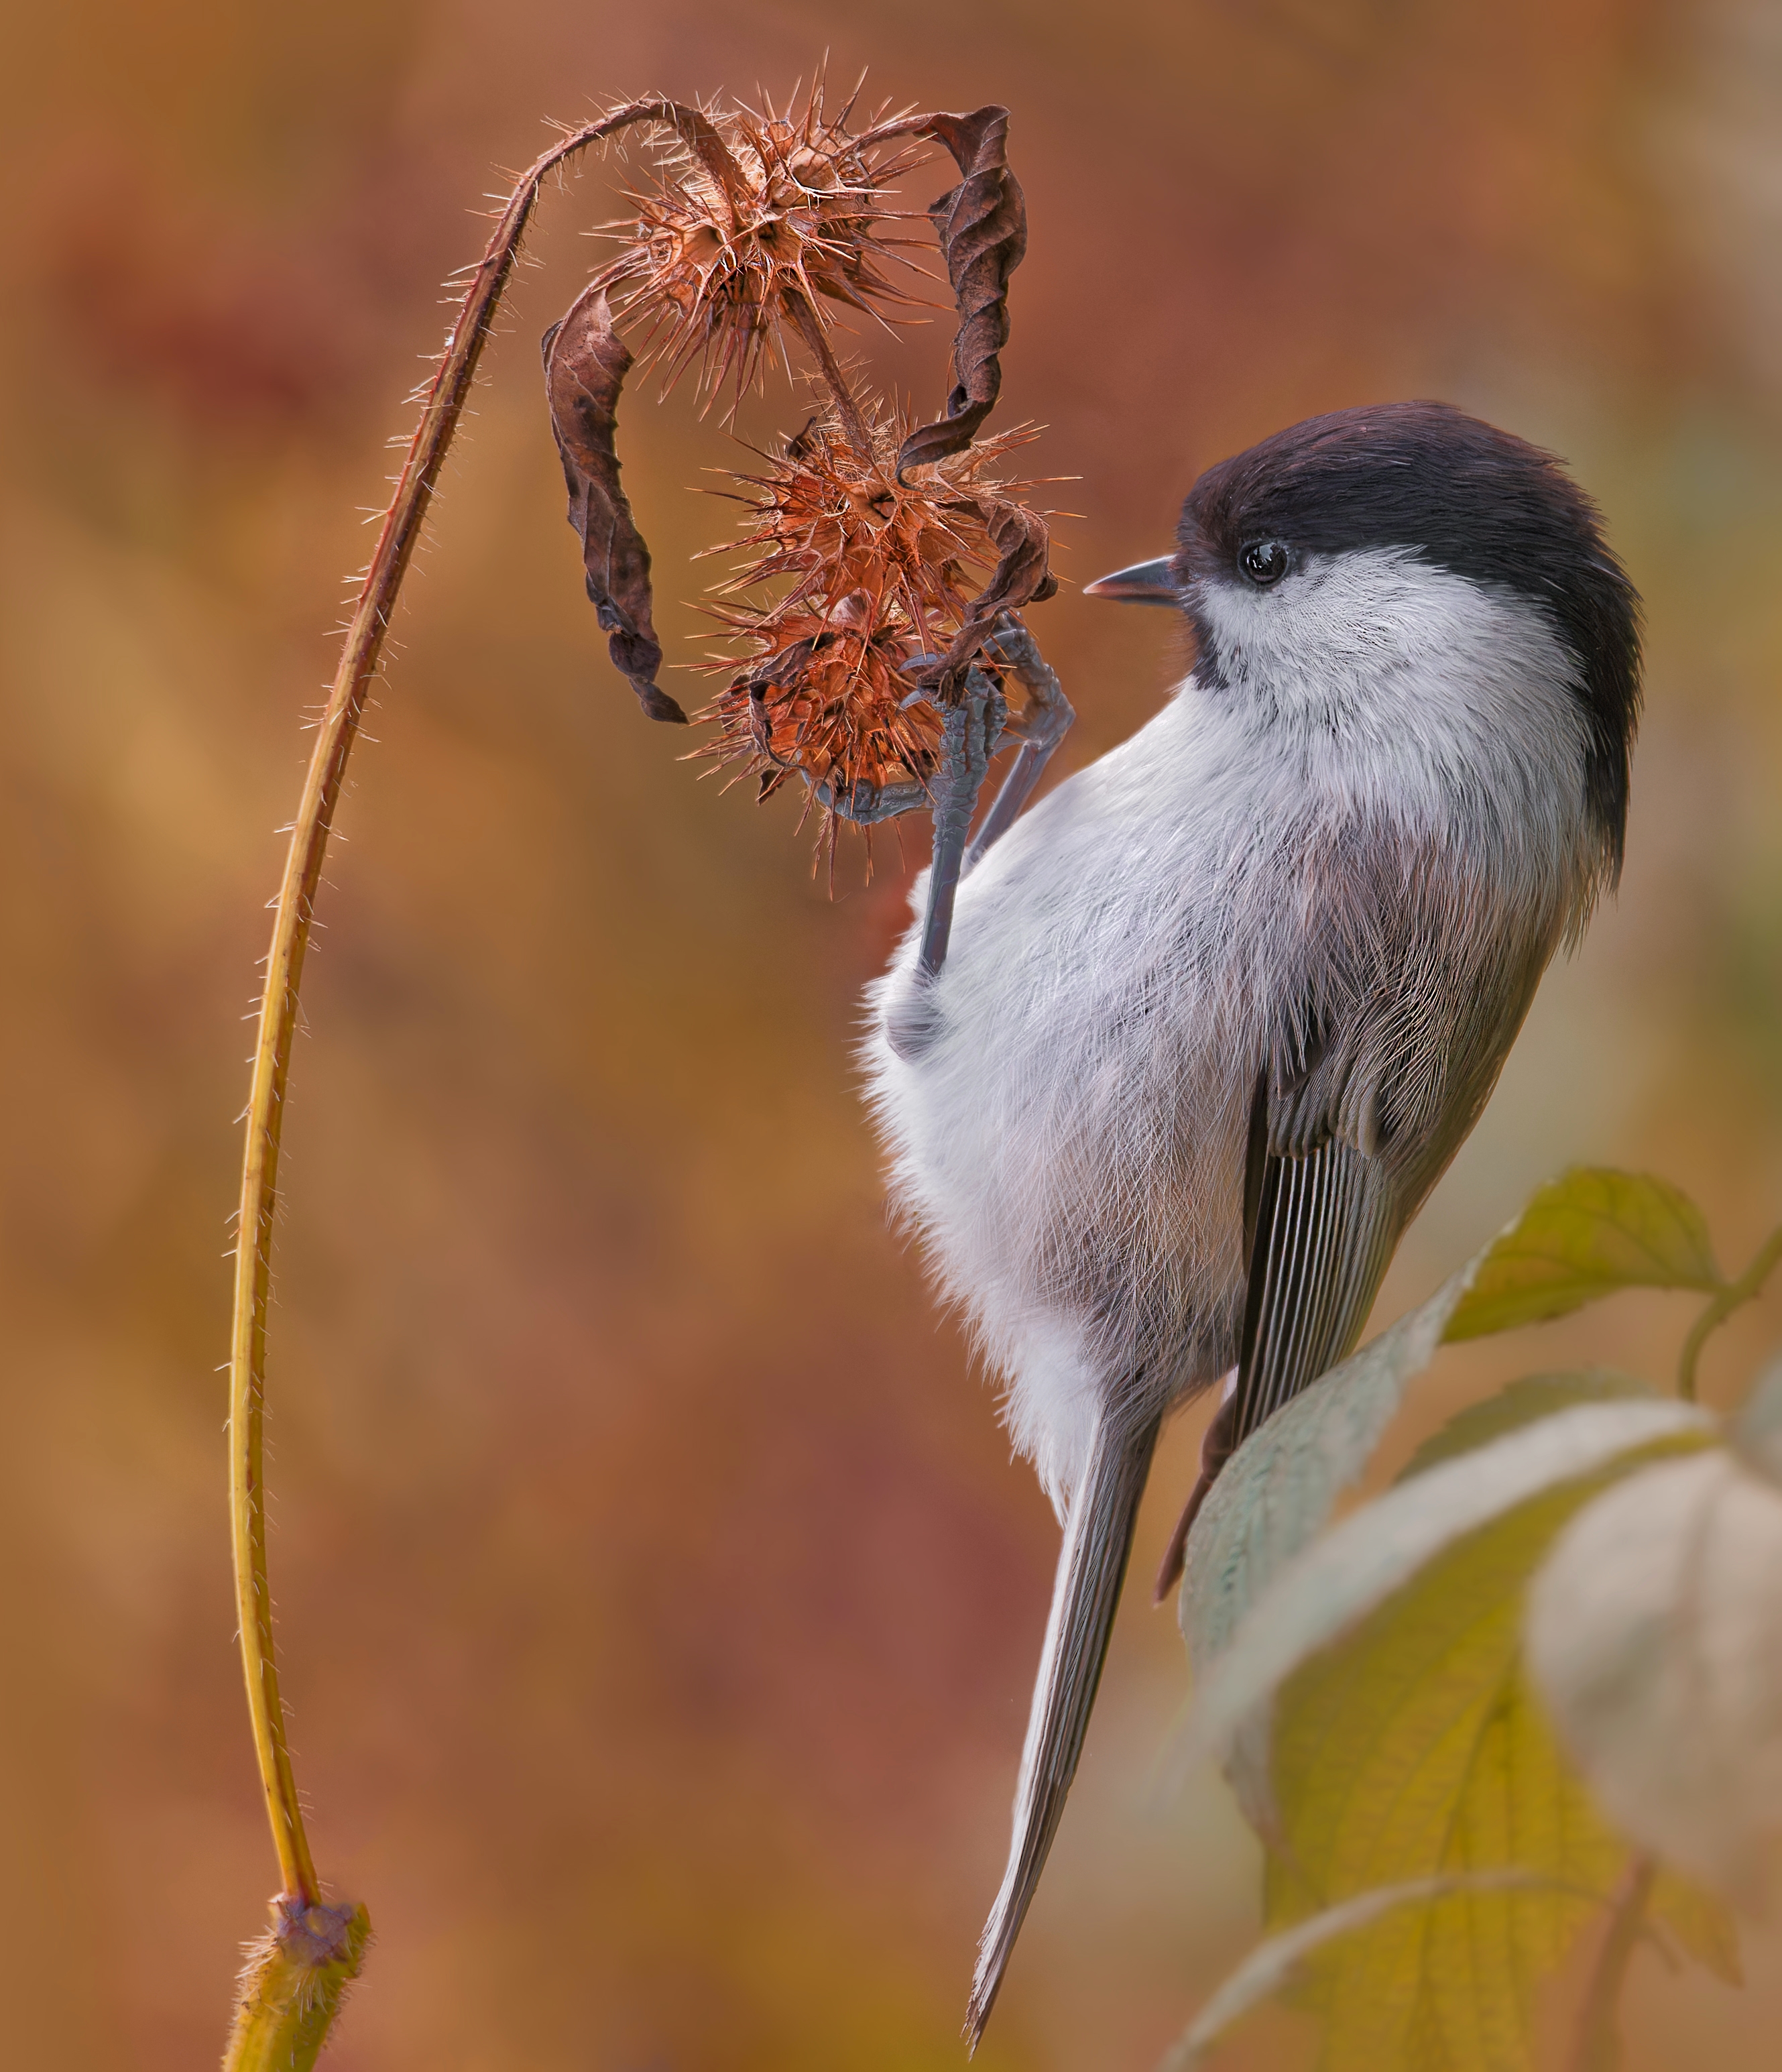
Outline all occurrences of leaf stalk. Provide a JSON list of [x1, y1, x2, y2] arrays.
[[1569, 1855, 1655, 2072], [1677, 1220, 1782, 1400]]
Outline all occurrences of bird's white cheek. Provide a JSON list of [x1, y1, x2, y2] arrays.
[[1192, 550, 1590, 799]]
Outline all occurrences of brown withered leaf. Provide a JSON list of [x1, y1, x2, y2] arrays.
[[542, 284, 685, 724], [859, 105, 1028, 474]]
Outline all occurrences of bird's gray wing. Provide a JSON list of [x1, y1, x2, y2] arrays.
[[1228, 1063, 1402, 1450], [1224, 850, 1568, 1464], [1151, 935, 1545, 1609], [1151, 1058, 1405, 1604]]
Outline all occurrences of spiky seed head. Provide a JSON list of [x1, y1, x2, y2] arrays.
[[593, 84, 928, 408], [692, 396, 1045, 823]]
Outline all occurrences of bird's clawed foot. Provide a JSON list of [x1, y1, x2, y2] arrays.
[[885, 659, 1005, 1062], [878, 614, 1073, 1061], [965, 614, 1077, 872], [916, 660, 1006, 980]]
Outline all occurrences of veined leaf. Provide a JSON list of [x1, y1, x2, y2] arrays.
[[1154, 1872, 1555, 2072], [1444, 1169, 1722, 1343], [1396, 1371, 1654, 1484], [1258, 1458, 1732, 2069], [1185, 1399, 1714, 1794], [1265, 1501, 1638, 2072], [1183, 1266, 1477, 1678], [1527, 1444, 1782, 1910], [1182, 1175, 1715, 1684], [1649, 1867, 1744, 1985]]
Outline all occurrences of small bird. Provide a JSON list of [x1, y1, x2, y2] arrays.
[[859, 400, 1641, 2046]]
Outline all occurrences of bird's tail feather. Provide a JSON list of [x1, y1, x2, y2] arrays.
[[965, 1409, 1162, 2050]]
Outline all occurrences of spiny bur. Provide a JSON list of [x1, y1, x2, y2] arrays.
[[541, 80, 1061, 859]]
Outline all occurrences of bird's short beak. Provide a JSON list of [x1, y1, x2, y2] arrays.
[[1081, 555, 1181, 606]]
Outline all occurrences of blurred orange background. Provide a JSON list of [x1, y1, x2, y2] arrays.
[[5, 1, 1781, 2066]]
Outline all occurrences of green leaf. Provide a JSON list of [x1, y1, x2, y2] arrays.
[[1182, 1266, 1478, 1678], [1258, 1466, 1733, 2069], [1154, 1872, 1556, 2072], [1183, 1175, 1718, 1692], [1397, 1371, 1655, 1483], [1184, 1400, 1714, 1805], [1649, 1867, 1744, 1986], [1527, 1446, 1782, 1910], [1264, 1503, 1633, 2072], [1443, 1169, 1722, 1343], [1169, 1169, 1742, 2065]]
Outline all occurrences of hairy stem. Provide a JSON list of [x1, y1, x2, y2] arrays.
[[1569, 1855, 1655, 2072], [786, 290, 874, 461], [1677, 1220, 1782, 1400], [227, 104, 666, 1915]]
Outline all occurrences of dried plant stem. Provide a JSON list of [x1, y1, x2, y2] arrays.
[[1569, 1855, 1655, 2072], [221, 1898, 371, 2072], [1677, 1219, 1782, 1399], [227, 103, 648, 1965], [786, 290, 874, 461]]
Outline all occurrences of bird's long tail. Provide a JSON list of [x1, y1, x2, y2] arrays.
[[965, 1408, 1163, 2050]]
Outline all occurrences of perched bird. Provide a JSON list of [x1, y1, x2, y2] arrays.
[[859, 401, 1641, 2046]]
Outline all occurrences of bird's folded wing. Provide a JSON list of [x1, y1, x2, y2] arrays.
[[1228, 1090, 1401, 1452]]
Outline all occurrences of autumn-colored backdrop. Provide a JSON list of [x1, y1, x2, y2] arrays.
[[4, 1, 1780, 2066]]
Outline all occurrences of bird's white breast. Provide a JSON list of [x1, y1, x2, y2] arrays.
[[861, 553, 1596, 1512]]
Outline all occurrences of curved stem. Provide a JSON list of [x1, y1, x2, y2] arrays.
[[1569, 1855, 1655, 2072], [786, 290, 874, 462], [1677, 1220, 1782, 1401], [227, 104, 664, 1904]]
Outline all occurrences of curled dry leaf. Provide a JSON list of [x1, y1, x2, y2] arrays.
[[918, 490, 1057, 701], [543, 286, 682, 723], [859, 105, 1029, 473]]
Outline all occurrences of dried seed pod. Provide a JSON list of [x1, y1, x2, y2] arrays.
[[591, 81, 931, 410], [693, 396, 1055, 815], [715, 598, 946, 815], [539, 78, 1059, 805]]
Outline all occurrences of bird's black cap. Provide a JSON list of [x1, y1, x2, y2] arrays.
[[1175, 401, 1643, 872]]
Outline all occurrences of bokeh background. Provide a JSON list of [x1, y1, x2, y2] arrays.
[[5, 0, 1782, 2065]]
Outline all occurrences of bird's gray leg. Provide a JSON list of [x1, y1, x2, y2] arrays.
[[963, 613, 1075, 874], [882, 664, 1002, 1063], [916, 663, 1003, 980]]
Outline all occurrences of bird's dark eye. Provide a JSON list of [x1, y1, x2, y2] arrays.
[[1240, 539, 1289, 587]]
